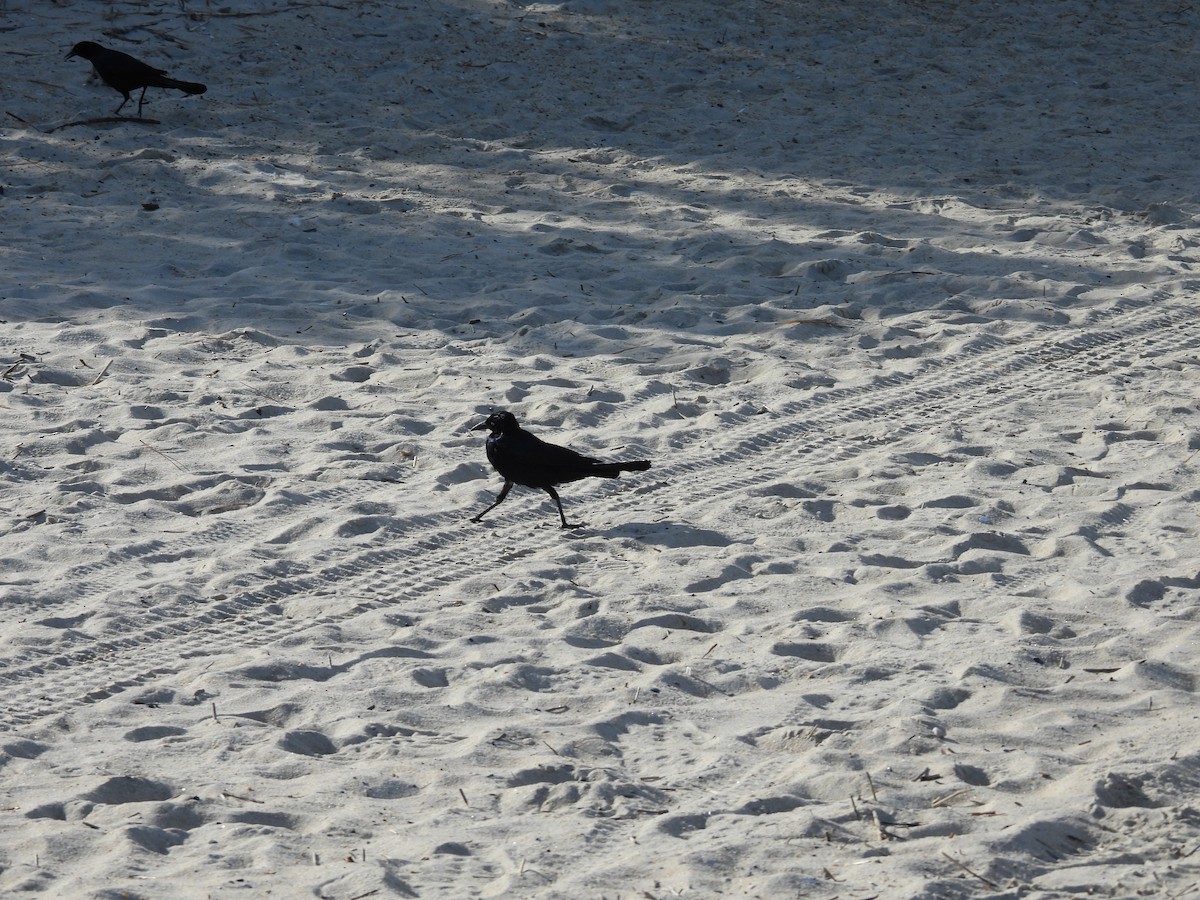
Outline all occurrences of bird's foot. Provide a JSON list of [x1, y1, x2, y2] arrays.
[[561, 521, 587, 529]]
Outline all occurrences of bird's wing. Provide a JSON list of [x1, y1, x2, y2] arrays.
[[487, 432, 599, 484], [103, 48, 169, 77], [526, 432, 599, 468]]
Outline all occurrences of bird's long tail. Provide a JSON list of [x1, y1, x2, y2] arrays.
[[589, 460, 651, 478], [157, 77, 207, 95]]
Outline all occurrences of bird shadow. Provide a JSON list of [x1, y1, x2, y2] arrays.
[[590, 521, 733, 549], [41, 116, 162, 133]]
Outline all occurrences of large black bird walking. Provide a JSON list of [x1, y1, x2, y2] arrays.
[[66, 41, 207, 117], [471, 411, 651, 528]]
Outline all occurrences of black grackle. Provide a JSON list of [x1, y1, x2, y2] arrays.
[[471, 410, 651, 528], [66, 41, 206, 118]]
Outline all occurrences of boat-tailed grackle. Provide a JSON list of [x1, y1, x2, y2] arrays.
[[471, 411, 651, 528], [66, 41, 207, 117]]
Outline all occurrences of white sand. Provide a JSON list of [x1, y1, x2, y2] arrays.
[[3, 0, 1200, 896]]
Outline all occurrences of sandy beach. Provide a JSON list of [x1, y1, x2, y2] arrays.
[[2, 0, 1200, 896]]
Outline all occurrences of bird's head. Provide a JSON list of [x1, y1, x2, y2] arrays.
[[66, 41, 101, 61], [472, 410, 520, 435]]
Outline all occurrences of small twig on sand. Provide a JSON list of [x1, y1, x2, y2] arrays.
[[932, 788, 973, 808], [865, 771, 878, 802], [941, 851, 996, 889], [873, 809, 897, 841], [139, 440, 191, 473], [48, 116, 162, 132], [91, 359, 113, 386], [221, 791, 263, 804], [671, 385, 684, 418], [238, 380, 285, 405], [146, 27, 192, 49], [101, 18, 167, 38]]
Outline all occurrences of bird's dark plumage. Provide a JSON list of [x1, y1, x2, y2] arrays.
[[471, 411, 651, 528], [67, 41, 206, 117]]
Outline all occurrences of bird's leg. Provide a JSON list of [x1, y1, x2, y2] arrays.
[[114, 94, 129, 116], [471, 480, 513, 523], [545, 487, 584, 529], [136, 86, 148, 118]]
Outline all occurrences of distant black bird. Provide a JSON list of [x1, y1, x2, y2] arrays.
[[471, 411, 651, 528], [66, 41, 207, 117]]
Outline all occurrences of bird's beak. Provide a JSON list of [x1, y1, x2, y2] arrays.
[[471, 419, 490, 431], [65, 50, 77, 59]]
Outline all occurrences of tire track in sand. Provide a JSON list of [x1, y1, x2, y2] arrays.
[[0, 290, 1195, 730]]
